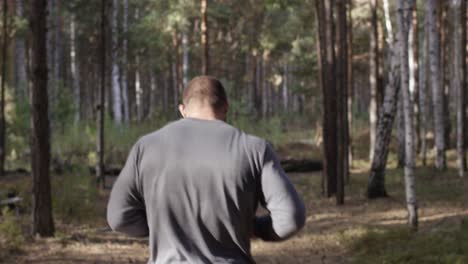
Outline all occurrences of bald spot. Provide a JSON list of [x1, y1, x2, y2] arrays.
[[183, 76, 228, 111]]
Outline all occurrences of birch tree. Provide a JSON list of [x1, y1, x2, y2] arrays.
[[111, 0, 122, 125], [367, 0, 401, 198], [369, 0, 379, 161], [201, 0, 209, 75], [427, 0, 446, 170], [121, 0, 129, 124], [396, 0, 418, 229], [70, 12, 80, 122], [182, 32, 189, 86]]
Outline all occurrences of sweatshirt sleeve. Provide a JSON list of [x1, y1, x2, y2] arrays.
[[254, 142, 306, 241], [107, 141, 149, 237]]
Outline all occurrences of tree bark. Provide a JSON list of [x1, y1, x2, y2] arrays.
[[121, 0, 129, 124], [347, 0, 354, 176], [367, 0, 400, 199], [96, 0, 107, 189], [397, 90, 405, 168], [182, 31, 189, 86], [70, 12, 80, 123], [111, 0, 122, 125], [14, 0, 27, 98], [336, 0, 348, 205], [428, 0, 447, 170], [201, 0, 209, 75], [0, 0, 7, 175], [396, 0, 418, 229], [369, 0, 379, 161], [315, 0, 338, 197], [453, 0, 467, 177], [419, 19, 429, 166], [30, 0, 54, 236]]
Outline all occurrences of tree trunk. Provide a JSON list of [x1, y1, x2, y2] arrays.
[[135, 55, 142, 121], [30, 0, 54, 236], [14, 0, 27, 98], [369, 0, 379, 161], [367, 0, 400, 199], [121, 0, 129, 124], [53, 0, 61, 96], [96, 0, 107, 189], [439, 2, 452, 150], [0, 0, 8, 176], [111, 0, 121, 125], [419, 19, 429, 166], [182, 31, 189, 86], [410, 7, 420, 153], [397, 90, 405, 168], [453, 0, 467, 177], [201, 0, 209, 75], [347, 0, 354, 175], [396, 0, 418, 229], [70, 12, 80, 123], [315, 0, 338, 197], [428, 0, 447, 170], [336, 0, 348, 205]]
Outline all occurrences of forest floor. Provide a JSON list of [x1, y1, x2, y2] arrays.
[[1, 140, 468, 264]]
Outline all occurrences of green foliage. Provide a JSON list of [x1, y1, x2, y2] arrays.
[[50, 82, 77, 132], [348, 221, 468, 264], [0, 208, 24, 253], [52, 166, 98, 223]]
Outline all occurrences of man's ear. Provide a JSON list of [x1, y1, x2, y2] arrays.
[[178, 104, 186, 118]]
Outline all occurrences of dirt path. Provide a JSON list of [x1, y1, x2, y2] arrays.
[[4, 167, 468, 264]]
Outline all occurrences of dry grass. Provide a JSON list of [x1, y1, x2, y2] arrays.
[[1, 147, 468, 263]]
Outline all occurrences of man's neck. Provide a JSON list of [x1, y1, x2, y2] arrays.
[[185, 112, 224, 121]]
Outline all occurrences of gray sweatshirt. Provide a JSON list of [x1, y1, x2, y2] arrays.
[[107, 118, 306, 264]]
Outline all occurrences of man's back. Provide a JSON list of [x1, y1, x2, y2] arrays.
[[107, 118, 305, 263]]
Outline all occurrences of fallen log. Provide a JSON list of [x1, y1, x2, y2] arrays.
[[89, 158, 322, 177], [280, 159, 323, 173]]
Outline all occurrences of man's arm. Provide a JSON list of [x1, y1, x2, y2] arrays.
[[107, 142, 149, 237], [254, 143, 306, 241]]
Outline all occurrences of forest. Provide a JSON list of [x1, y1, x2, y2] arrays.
[[0, 0, 467, 263]]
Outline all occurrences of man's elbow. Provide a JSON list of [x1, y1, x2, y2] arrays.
[[107, 208, 149, 237], [275, 206, 306, 240]]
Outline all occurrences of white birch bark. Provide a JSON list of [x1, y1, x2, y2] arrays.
[[121, 0, 129, 124], [396, 0, 418, 229], [135, 56, 142, 121], [70, 13, 80, 123], [369, 0, 378, 161], [111, 0, 122, 125], [367, 0, 401, 198], [182, 32, 189, 86], [427, 0, 446, 169], [14, 0, 27, 97]]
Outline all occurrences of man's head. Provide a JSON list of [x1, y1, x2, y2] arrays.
[[179, 76, 229, 120]]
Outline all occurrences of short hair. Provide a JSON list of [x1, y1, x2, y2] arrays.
[[182, 76, 228, 110]]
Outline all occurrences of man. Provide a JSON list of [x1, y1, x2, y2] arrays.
[[107, 76, 306, 264]]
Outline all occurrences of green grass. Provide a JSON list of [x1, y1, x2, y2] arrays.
[[348, 221, 468, 264]]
